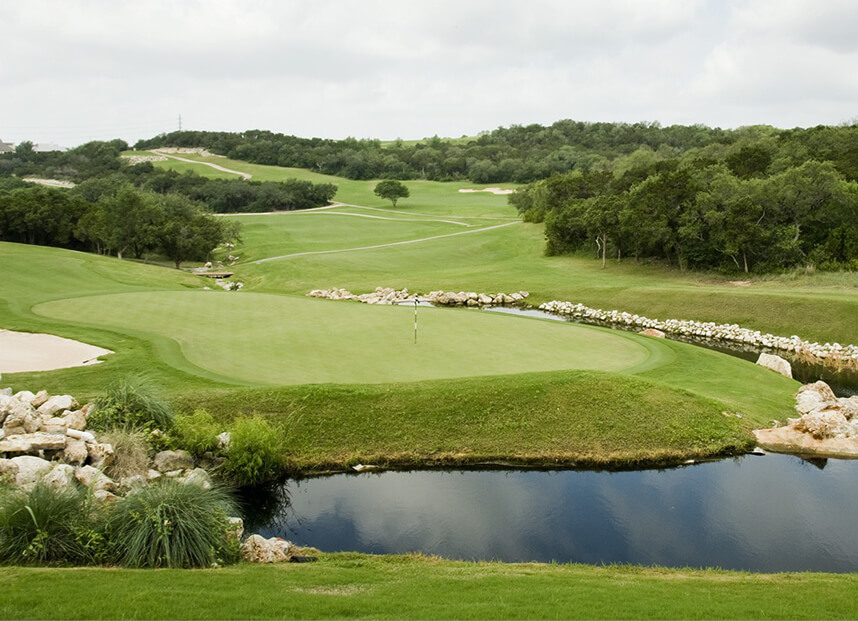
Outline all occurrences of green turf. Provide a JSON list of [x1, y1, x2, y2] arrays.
[[3, 556, 857, 620]]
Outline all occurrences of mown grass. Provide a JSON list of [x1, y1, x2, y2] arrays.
[[176, 369, 759, 471], [2, 554, 857, 620]]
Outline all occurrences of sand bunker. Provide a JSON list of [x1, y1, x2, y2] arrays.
[[0, 330, 113, 374], [458, 187, 515, 195]]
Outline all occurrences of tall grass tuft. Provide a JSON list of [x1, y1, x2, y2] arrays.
[[0, 483, 104, 565], [89, 374, 174, 432], [172, 409, 221, 457], [100, 429, 151, 480], [105, 479, 238, 568]]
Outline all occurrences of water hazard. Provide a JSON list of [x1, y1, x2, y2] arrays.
[[245, 454, 858, 573]]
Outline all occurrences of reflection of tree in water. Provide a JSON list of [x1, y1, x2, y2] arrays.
[[234, 480, 298, 535]]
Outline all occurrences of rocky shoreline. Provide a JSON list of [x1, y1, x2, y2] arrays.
[[539, 299, 858, 373], [0, 388, 300, 564], [308, 287, 530, 307]]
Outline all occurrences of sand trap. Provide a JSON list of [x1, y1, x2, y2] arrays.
[[0, 330, 113, 374], [458, 187, 515, 195]]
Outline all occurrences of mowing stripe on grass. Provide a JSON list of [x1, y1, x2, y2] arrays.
[[251, 221, 520, 264]]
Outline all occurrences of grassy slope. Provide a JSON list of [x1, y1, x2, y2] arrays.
[[3, 556, 857, 620]]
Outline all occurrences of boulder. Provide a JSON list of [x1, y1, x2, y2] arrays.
[[153, 449, 194, 472], [217, 432, 231, 450], [62, 438, 89, 466], [12, 390, 36, 403], [0, 388, 12, 397], [87, 443, 116, 470], [37, 395, 78, 418], [796, 381, 839, 414], [0, 432, 66, 454], [10, 455, 52, 489], [240, 534, 293, 563], [30, 390, 50, 408], [75, 465, 116, 492], [43, 464, 77, 491], [93, 489, 119, 504], [147, 469, 162, 481], [40, 417, 68, 434], [0, 457, 19, 480], [2, 401, 41, 436], [756, 353, 793, 378], [63, 409, 87, 431], [838, 397, 858, 421], [639, 328, 666, 338], [66, 428, 95, 443], [181, 468, 212, 489], [794, 408, 851, 439], [119, 474, 147, 489]]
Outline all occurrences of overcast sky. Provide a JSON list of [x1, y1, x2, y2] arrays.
[[2, 0, 857, 147]]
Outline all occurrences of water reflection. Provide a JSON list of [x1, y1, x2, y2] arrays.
[[250, 455, 858, 572]]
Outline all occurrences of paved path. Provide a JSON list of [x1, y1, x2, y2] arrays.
[[153, 150, 252, 179], [251, 221, 521, 264]]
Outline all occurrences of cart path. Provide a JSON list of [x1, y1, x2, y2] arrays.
[[152, 150, 252, 179]]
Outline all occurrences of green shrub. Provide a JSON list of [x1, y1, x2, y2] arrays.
[[172, 409, 221, 457], [105, 479, 238, 568], [89, 374, 173, 432], [221, 415, 284, 487], [0, 483, 105, 566]]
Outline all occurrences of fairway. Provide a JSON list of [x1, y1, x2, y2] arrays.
[[33, 291, 651, 385]]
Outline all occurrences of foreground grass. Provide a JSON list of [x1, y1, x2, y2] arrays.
[[3, 554, 857, 620]]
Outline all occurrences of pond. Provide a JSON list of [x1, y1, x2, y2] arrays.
[[244, 454, 858, 573]]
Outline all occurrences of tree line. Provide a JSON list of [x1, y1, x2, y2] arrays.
[[133, 121, 858, 184], [0, 140, 338, 213], [0, 178, 239, 268], [511, 156, 858, 274]]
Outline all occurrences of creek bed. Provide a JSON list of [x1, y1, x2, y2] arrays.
[[242, 454, 858, 572]]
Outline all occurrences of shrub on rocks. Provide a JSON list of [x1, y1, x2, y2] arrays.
[[220, 415, 284, 487]]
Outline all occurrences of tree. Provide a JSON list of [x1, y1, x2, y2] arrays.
[[158, 194, 234, 269], [373, 179, 409, 207]]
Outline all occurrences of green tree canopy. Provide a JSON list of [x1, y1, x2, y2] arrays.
[[373, 180, 410, 207]]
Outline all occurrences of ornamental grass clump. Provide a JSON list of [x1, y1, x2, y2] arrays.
[[0, 482, 105, 566], [89, 374, 174, 432], [105, 479, 238, 568]]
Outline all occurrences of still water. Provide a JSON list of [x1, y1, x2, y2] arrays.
[[246, 454, 858, 572]]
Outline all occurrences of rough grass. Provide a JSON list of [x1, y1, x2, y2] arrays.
[[2, 554, 857, 620], [176, 369, 771, 472]]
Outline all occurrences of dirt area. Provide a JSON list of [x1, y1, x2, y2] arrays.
[[0, 330, 113, 374]]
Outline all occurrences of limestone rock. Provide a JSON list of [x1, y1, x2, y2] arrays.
[[0, 457, 19, 480], [0, 431, 66, 454], [147, 469, 162, 481], [153, 449, 194, 472], [87, 443, 116, 470], [756, 353, 793, 378], [93, 489, 119, 504], [240, 534, 293, 563], [181, 467, 212, 489], [10, 455, 52, 489], [40, 417, 67, 434], [63, 409, 87, 431], [217, 432, 231, 450], [639, 328, 666, 338], [12, 390, 36, 403], [62, 438, 89, 466], [66, 428, 95, 443], [0, 388, 12, 397], [119, 474, 147, 489], [75, 465, 116, 492], [30, 391, 50, 408], [838, 397, 858, 421], [3, 401, 41, 436], [43, 464, 77, 490], [794, 408, 850, 439], [37, 395, 78, 418]]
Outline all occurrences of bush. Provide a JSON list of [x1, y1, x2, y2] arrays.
[[100, 430, 150, 481], [221, 415, 284, 487], [105, 479, 238, 568], [0, 483, 105, 565], [172, 409, 221, 457], [89, 374, 173, 432]]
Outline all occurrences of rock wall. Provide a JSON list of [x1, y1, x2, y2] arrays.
[[540, 300, 858, 372], [308, 287, 529, 307]]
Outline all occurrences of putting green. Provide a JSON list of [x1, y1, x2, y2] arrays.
[[33, 291, 651, 386]]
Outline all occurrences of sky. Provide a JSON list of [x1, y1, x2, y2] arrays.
[[2, 0, 857, 148]]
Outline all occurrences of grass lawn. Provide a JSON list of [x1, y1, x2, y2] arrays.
[[3, 555, 857, 620]]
